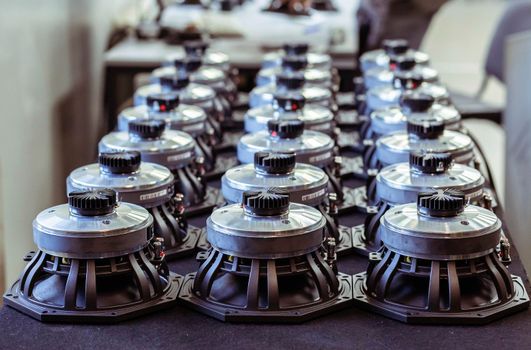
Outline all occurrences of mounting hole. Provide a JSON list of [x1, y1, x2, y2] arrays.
[[42, 310, 48, 314], [48, 210, 56, 213], [166, 297, 172, 300], [5, 294, 11, 297], [282, 220, 290, 224], [460, 220, 469, 225], [477, 313, 482, 316], [51, 311, 57, 313], [406, 312, 411, 316], [128, 176, 136, 181], [520, 298, 527, 301], [111, 312, 117, 316], [449, 176, 457, 181], [394, 211, 402, 215], [12, 295, 18, 299], [102, 220, 111, 225]]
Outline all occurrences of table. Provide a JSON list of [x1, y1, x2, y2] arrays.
[[1, 175, 529, 349]]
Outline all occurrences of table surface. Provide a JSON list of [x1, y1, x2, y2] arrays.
[[0, 174, 530, 350]]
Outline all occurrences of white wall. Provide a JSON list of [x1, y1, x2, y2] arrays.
[[0, 0, 134, 290], [504, 30, 531, 275], [420, 0, 507, 108]]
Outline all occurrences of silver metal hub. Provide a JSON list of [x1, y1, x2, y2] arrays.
[[221, 163, 328, 206], [381, 203, 501, 260], [207, 203, 326, 259], [237, 130, 335, 168]]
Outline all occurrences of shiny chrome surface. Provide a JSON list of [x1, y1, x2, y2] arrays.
[[207, 203, 326, 259], [261, 51, 332, 69], [222, 163, 328, 206], [33, 202, 153, 259], [370, 103, 461, 136], [376, 130, 475, 166], [376, 162, 484, 205], [117, 104, 207, 136], [381, 203, 501, 260], [364, 65, 438, 89], [256, 66, 332, 88], [164, 49, 231, 71], [98, 130, 196, 171], [359, 48, 430, 72], [237, 130, 335, 168], [67, 162, 174, 208], [366, 83, 450, 111], [244, 104, 334, 134], [249, 83, 332, 108], [134, 82, 216, 107]]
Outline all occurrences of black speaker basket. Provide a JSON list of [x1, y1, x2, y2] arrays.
[[353, 248, 529, 324], [173, 166, 225, 217], [149, 201, 205, 259], [4, 246, 181, 323], [179, 248, 353, 323]]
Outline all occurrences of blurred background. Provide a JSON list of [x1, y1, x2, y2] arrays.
[[0, 0, 529, 295]]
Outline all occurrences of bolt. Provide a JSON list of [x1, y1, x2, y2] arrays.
[[483, 194, 493, 211], [500, 238, 511, 264], [328, 193, 338, 215], [333, 156, 342, 176], [174, 193, 185, 214], [325, 237, 337, 271], [153, 238, 165, 260], [195, 157, 206, 177], [332, 127, 341, 142]]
